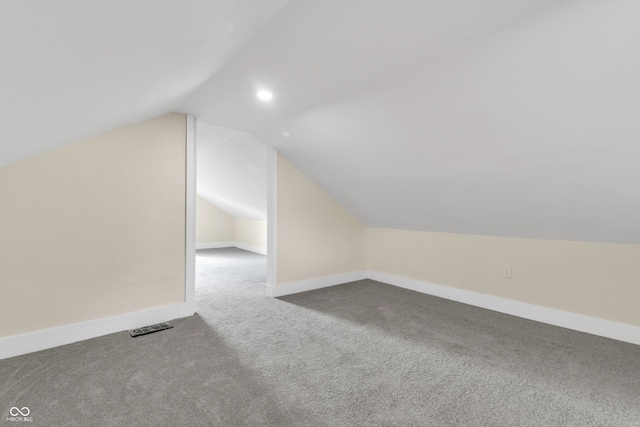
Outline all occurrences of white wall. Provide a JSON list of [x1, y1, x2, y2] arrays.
[[0, 113, 187, 337]]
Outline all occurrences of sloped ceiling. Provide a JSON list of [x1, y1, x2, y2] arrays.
[[197, 123, 266, 220], [0, 0, 289, 168], [2, 0, 639, 243]]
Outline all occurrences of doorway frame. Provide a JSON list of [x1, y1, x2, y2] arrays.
[[184, 115, 277, 314], [183, 114, 196, 316]]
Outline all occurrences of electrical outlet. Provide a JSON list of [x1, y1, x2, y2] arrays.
[[503, 265, 512, 279]]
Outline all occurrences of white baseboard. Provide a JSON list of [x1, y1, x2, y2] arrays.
[[234, 242, 267, 255], [8, 270, 637, 360], [265, 271, 368, 297], [196, 241, 234, 250], [367, 271, 640, 346], [177, 300, 196, 318], [0, 301, 195, 360]]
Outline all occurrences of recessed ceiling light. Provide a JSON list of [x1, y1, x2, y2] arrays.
[[256, 90, 273, 102]]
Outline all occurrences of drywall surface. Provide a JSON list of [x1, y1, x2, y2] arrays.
[[0, 114, 186, 337], [196, 196, 266, 251], [277, 154, 366, 285], [196, 195, 235, 243], [367, 227, 640, 327], [235, 218, 267, 249]]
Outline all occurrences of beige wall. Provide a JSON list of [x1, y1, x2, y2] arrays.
[[367, 227, 640, 327], [196, 196, 267, 251], [196, 196, 235, 243], [277, 154, 366, 285], [0, 113, 186, 337], [235, 218, 267, 249]]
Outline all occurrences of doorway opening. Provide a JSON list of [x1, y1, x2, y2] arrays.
[[189, 119, 275, 311]]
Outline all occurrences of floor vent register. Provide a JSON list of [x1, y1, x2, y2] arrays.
[[129, 323, 174, 337]]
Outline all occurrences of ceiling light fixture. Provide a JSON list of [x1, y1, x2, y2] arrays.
[[256, 89, 273, 102], [282, 131, 290, 137]]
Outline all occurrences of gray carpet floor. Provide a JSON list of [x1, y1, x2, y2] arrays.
[[2, 247, 640, 426]]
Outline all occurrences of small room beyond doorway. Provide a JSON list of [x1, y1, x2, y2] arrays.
[[195, 122, 268, 304]]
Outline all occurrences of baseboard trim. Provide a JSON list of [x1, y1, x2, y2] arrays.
[[234, 242, 267, 255], [265, 271, 368, 297], [196, 242, 234, 250], [367, 271, 640, 346], [0, 301, 195, 360], [10, 270, 637, 360]]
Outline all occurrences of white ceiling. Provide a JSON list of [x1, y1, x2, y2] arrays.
[[0, 0, 289, 168], [197, 123, 267, 220], [3, 0, 640, 243]]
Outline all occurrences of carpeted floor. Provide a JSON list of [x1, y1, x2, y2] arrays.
[[2, 247, 640, 426]]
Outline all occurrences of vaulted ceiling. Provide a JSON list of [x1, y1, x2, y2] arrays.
[[3, 0, 640, 243]]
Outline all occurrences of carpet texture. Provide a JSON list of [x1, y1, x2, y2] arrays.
[[1, 247, 640, 426]]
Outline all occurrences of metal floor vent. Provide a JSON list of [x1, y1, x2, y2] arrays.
[[129, 322, 174, 337]]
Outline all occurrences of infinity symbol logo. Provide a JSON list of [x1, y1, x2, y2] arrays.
[[10, 407, 30, 416]]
